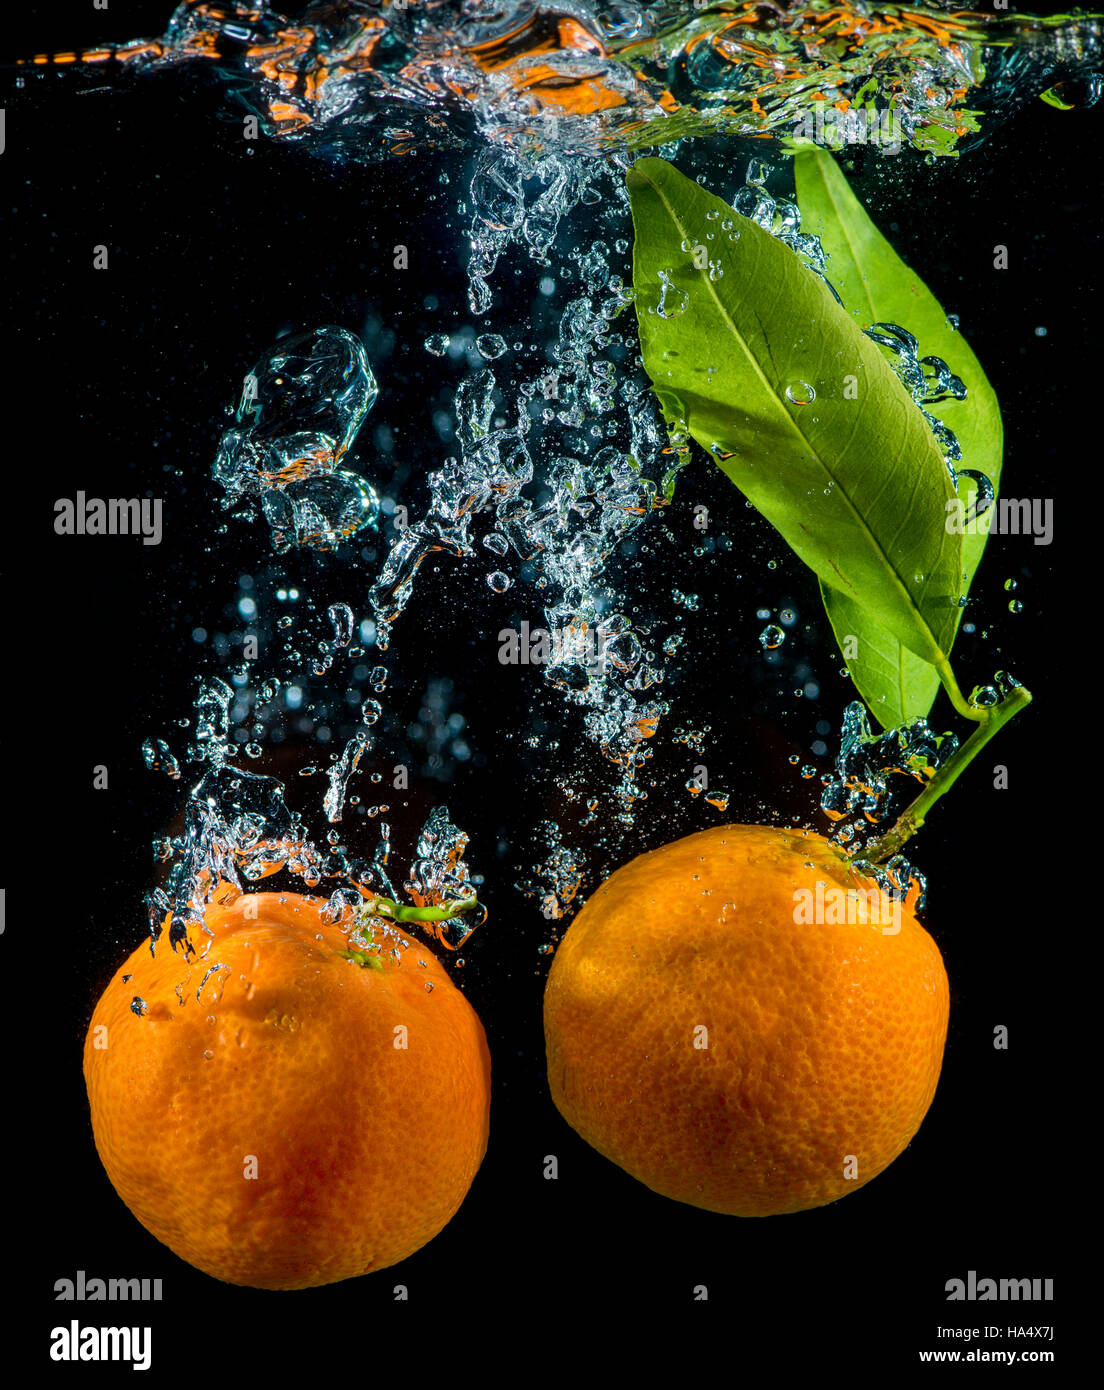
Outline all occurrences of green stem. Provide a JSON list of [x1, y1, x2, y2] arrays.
[[935, 653, 987, 723], [864, 684, 1032, 865], [358, 893, 479, 925]]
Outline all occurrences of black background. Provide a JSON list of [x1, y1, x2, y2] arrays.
[[2, 1, 1092, 1374]]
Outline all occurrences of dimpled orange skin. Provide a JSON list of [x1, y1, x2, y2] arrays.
[[544, 825, 949, 1217], [84, 892, 491, 1290]]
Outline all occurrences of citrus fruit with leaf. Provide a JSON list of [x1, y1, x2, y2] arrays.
[[544, 824, 948, 1216], [84, 891, 491, 1289]]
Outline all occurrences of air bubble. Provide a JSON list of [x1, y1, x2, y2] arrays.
[[656, 269, 689, 319], [142, 737, 181, 780], [328, 603, 355, 647]]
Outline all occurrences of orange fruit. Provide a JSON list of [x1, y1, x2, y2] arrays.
[[543, 824, 948, 1216], [84, 891, 491, 1289]]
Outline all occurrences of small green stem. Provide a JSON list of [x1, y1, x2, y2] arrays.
[[864, 685, 1032, 865], [358, 893, 479, 925], [935, 653, 987, 723]]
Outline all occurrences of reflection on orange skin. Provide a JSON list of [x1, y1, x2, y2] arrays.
[[806, 6, 970, 43], [266, 100, 313, 131], [449, 15, 634, 116], [18, 1, 991, 147], [20, 9, 651, 121], [240, 18, 387, 132], [239, 10, 642, 122], [467, 15, 606, 70]]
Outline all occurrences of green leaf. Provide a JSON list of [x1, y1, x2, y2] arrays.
[[795, 148, 1002, 726], [628, 156, 963, 682], [820, 582, 941, 725]]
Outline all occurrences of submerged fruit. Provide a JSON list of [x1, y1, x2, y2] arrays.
[[84, 891, 491, 1289], [543, 824, 948, 1217]]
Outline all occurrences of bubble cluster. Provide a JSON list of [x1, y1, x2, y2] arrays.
[[213, 326, 380, 552]]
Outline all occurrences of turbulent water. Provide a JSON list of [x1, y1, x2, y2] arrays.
[[19, 1, 1103, 160], [29, 0, 1097, 951]]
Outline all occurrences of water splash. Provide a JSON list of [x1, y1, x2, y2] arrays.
[[863, 322, 966, 473], [195, 148, 993, 922], [214, 325, 380, 551], [467, 145, 609, 313], [322, 728, 372, 823], [367, 146, 684, 821], [816, 699, 962, 903], [405, 807, 484, 950], [516, 819, 587, 940], [822, 701, 958, 825], [22, 2, 1102, 161], [142, 737, 181, 779], [38, 0, 1084, 952], [147, 758, 323, 956], [147, 751, 479, 962]]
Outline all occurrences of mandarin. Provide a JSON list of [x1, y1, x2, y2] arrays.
[[544, 824, 948, 1216], [84, 891, 490, 1289]]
